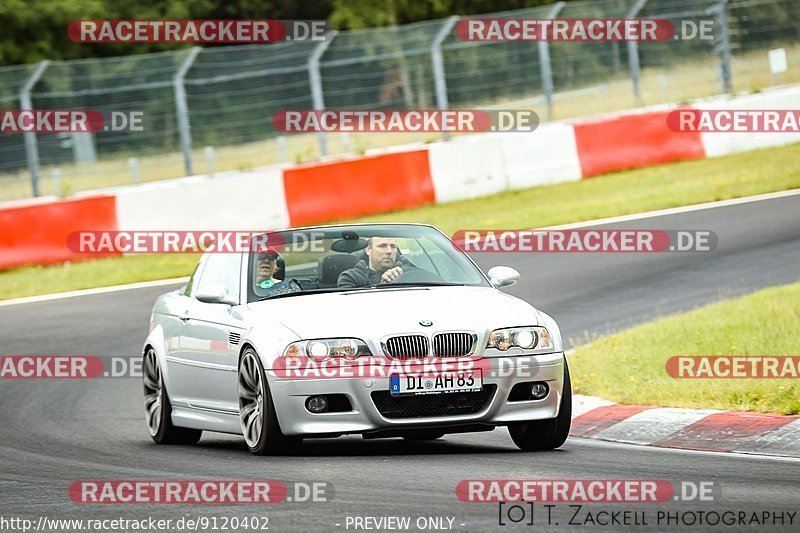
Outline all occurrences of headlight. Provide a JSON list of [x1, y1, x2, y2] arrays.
[[283, 338, 372, 361], [486, 326, 554, 352]]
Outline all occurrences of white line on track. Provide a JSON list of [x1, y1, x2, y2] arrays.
[[1, 187, 798, 308], [545, 187, 800, 229]]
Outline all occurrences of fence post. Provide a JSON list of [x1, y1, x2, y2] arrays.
[[128, 157, 140, 184], [714, 0, 733, 94], [19, 60, 50, 198], [174, 47, 201, 176], [309, 31, 337, 158], [538, 2, 565, 121], [204, 146, 215, 177], [277, 136, 287, 163], [51, 167, 62, 197], [432, 16, 459, 141], [627, 0, 649, 105]]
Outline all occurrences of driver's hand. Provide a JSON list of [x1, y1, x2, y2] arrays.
[[381, 266, 403, 283]]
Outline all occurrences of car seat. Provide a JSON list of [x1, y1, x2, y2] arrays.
[[317, 254, 359, 288]]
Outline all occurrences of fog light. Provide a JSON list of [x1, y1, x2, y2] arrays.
[[530, 382, 549, 400], [306, 396, 328, 413]]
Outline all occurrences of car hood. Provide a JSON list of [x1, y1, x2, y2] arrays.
[[246, 285, 542, 340]]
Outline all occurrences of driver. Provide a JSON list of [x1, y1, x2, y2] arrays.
[[337, 237, 418, 288]]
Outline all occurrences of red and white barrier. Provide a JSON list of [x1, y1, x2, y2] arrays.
[[573, 107, 706, 177], [283, 149, 435, 227], [1, 85, 797, 269], [0, 195, 118, 270]]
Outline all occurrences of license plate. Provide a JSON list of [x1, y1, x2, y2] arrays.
[[390, 370, 482, 396]]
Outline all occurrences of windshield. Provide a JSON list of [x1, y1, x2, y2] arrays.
[[247, 224, 488, 302]]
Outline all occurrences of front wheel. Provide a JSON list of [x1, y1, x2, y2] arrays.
[[143, 348, 202, 445], [508, 358, 572, 451], [238, 348, 301, 456]]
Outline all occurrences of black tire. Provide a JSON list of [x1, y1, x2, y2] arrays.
[[238, 348, 301, 456], [143, 348, 202, 445], [508, 358, 572, 451]]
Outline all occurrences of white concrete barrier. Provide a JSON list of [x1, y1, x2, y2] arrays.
[[428, 135, 507, 203], [500, 122, 583, 189], [115, 165, 290, 231]]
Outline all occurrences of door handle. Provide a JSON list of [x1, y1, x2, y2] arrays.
[[180, 310, 190, 322]]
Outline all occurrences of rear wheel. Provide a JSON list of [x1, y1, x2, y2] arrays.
[[143, 348, 202, 445], [238, 348, 301, 455], [508, 359, 572, 451]]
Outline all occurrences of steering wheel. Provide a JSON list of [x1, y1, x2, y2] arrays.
[[286, 279, 303, 292], [390, 268, 444, 284]]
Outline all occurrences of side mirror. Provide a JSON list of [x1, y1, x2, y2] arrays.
[[195, 283, 238, 305], [487, 266, 520, 288]]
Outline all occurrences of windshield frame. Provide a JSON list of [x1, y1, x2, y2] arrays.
[[246, 223, 491, 302]]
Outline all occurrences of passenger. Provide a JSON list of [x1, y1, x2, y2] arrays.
[[337, 237, 419, 288], [255, 249, 283, 289]]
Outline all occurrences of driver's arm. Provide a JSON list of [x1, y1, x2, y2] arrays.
[[381, 266, 403, 283]]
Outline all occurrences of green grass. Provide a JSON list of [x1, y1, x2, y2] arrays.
[[0, 254, 200, 301], [0, 141, 798, 301], [569, 282, 800, 415]]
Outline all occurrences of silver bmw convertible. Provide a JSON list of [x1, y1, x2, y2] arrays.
[[142, 223, 571, 455]]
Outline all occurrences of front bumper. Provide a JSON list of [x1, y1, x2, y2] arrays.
[[266, 352, 565, 437]]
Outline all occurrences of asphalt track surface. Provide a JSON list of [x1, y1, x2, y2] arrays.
[[1, 194, 799, 532]]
